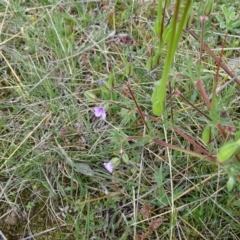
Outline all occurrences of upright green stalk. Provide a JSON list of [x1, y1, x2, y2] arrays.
[[152, 0, 192, 116]]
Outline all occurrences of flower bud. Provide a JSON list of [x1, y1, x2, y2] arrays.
[[202, 125, 212, 144], [204, 0, 213, 16], [217, 141, 239, 163], [186, 12, 194, 29]]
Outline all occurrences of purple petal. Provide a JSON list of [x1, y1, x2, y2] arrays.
[[104, 162, 114, 173], [94, 106, 103, 116], [98, 80, 104, 85], [94, 106, 106, 119]]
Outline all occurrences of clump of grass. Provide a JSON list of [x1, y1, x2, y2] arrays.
[[1, 0, 240, 239]]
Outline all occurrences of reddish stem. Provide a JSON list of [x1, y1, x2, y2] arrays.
[[196, 79, 212, 109], [125, 82, 149, 132], [177, 91, 211, 120], [195, 80, 227, 138], [173, 126, 216, 162], [126, 135, 218, 164], [152, 138, 218, 163], [189, 30, 240, 86], [216, 123, 227, 139]]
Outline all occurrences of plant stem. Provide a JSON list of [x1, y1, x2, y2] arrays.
[[126, 82, 149, 132], [189, 30, 240, 86]]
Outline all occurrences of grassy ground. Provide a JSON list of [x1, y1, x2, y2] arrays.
[[0, 0, 240, 239]]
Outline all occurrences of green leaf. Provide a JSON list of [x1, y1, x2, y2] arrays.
[[125, 62, 134, 76], [232, 20, 240, 29], [236, 138, 240, 146], [146, 56, 153, 71], [107, 72, 115, 89], [217, 141, 239, 162], [220, 22, 226, 29], [162, 24, 173, 42], [122, 153, 129, 164], [153, 49, 161, 67], [73, 163, 94, 176], [152, 80, 166, 116], [154, 0, 163, 36], [100, 84, 109, 94], [151, 0, 192, 116], [235, 131, 240, 141], [202, 125, 212, 144], [228, 7, 235, 20], [84, 91, 97, 101], [216, 15, 224, 24], [154, 19, 162, 36], [227, 177, 235, 192], [110, 157, 120, 167], [221, 5, 228, 18]]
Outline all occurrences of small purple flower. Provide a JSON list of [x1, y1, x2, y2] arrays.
[[97, 80, 104, 86], [104, 162, 114, 173], [94, 106, 106, 120]]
